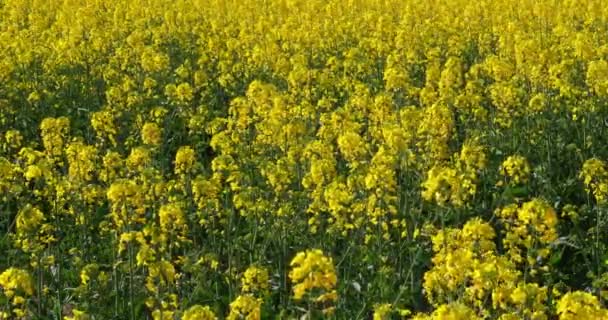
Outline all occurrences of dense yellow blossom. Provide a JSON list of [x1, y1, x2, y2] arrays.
[[126, 147, 151, 172], [336, 135, 365, 168], [0, 268, 35, 297], [175, 146, 197, 175], [424, 218, 513, 307], [65, 141, 97, 182], [40, 117, 70, 158], [91, 110, 117, 146], [556, 291, 608, 320], [497, 199, 559, 267], [158, 203, 187, 234], [241, 266, 269, 296], [289, 249, 338, 303], [142, 122, 163, 146], [373, 303, 393, 320], [422, 165, 473, 207], [413, 302, 481, 320], [580, 158, 608, 202], [500, 155, 531, 185], [226, 295, 261, 320], [15, 204, 44, 235], [182, 305, 217, 320], [4, 129, 23, 149]]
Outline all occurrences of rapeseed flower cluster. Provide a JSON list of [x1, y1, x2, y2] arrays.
[[0, 268, 35, 318], [497, 199, 559, 270], [289, 249, 338, 305], [226, 295, 262, 320], [500, 155, 531, 186], [580, 158, 608, 202], [182, 305, 217, 320], [241, 266, 269, 296], [556, 291, 608, 320]]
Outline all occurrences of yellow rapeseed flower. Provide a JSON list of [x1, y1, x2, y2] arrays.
[[289, 249, 338, 303], [182, 305, 217, 320]]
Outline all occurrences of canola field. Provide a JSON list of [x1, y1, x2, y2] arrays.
[[1, 0, 608, 319]]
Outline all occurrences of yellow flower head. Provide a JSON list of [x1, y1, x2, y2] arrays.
[[580, 158, 608, 202], [373, 303, 393, 320], [16, 204, 45, 235], [0, 268, 35, 297], [40, 117, 70, 157], [126, 147, 151, 172], [289, 249, 338, 302], [5, 129, 23, 149], [182, 305, 217, 320], [422, 165, 473, 208], [141, 48, 170, 73], [91, 110, 117, 146], [241, 266, 269, 295], [415, 302, 481, 320], [24, 165, 43, 181], [158, 203, 186, 234], [458, 140, 487, 173], [175, 146, 197, 175], [556, 291, 608, 320], [500, 155, 531, 185], [100, 151, 124, 183], [142, 122, 163, 146], [226, 295, 261, 320], [337, 131, 367, 166], [175, 83, 194, 103], [65, 142, 97, 182], [497, 199, 558, 266]]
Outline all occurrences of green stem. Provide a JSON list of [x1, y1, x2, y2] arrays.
[[37, 255, 42, 317], [113, 232, 119, 318], [128, 243, 135, 320]]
